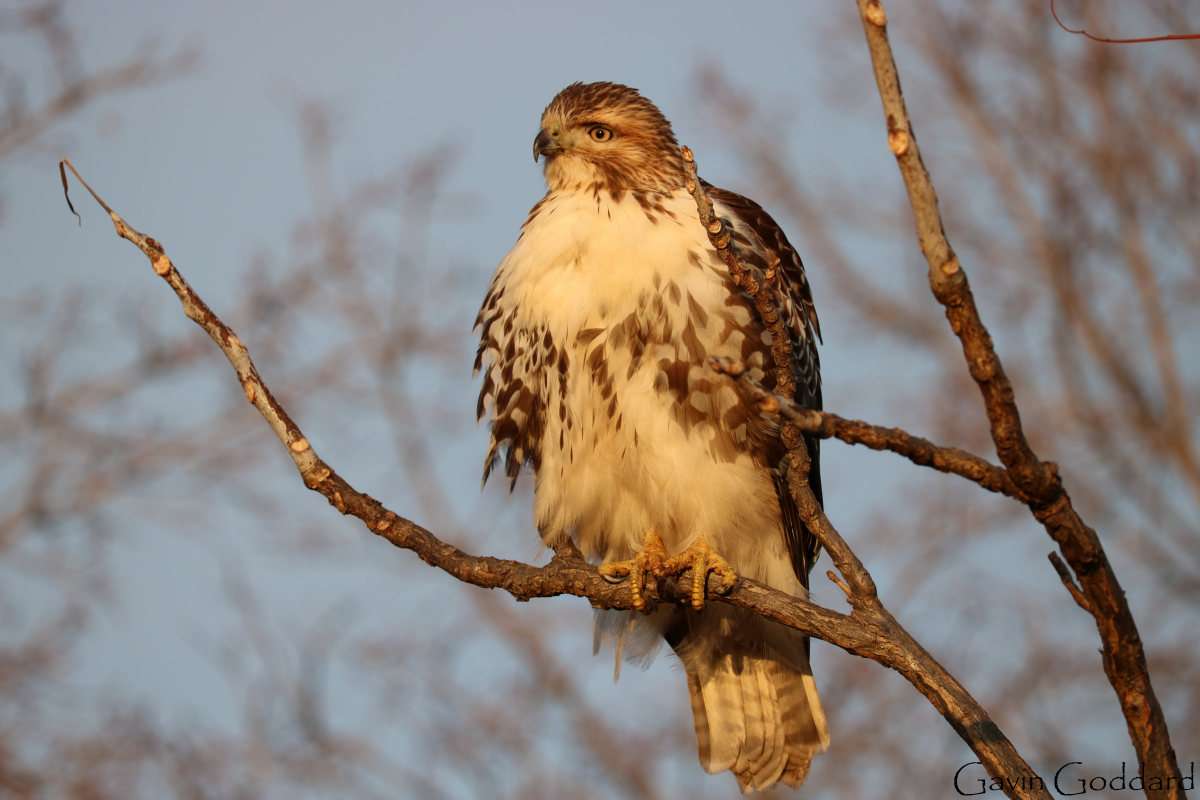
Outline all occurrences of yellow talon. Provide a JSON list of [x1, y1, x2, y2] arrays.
[[599, 531, 738, 612], [658, 535, 738, 610], [598, 529, 670, 612]]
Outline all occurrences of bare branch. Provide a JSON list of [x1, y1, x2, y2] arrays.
[[681, 147, 1047, 797], [67, 157, 1056, 799], [1048, 552, 1091, 614], [854, 2, 1183, 796], [710, 356, 1021, 499], [681, 146, 796, 400], [56, 159, 841, 633]]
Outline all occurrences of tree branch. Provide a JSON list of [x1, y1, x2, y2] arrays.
[[53, 159, 842, 647], [65, 155, 1053, 799], [709, 356, 1021, 499], [680, 147, 1048, 799], [854, 3, 1183, 797], [681, 145, 796, 400]]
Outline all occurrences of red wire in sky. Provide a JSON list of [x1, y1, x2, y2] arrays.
[[1050, 0, 1200, 43]]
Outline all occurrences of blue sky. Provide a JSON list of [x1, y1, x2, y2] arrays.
[[5, 1, 1172, 797]]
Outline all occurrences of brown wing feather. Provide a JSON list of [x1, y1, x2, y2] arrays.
[[704, 181, 823, 589], [474, 270, 551, 491]]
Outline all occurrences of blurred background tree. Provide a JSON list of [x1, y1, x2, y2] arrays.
[[1, 1, 1195, 798]]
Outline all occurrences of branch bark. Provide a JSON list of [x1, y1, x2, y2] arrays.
[[710, 356, 1021, 499], [681, 147, 1048, 798], [854, 3, 1183, 798], [65, 155, 1051, 800]]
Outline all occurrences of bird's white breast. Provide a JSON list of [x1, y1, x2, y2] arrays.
[[485, 188, 802, 593]]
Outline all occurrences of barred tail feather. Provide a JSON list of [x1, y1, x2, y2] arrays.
[[678, 612, 828, 793]]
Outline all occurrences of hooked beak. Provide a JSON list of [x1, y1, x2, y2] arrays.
[[533, 128, 559, 162]]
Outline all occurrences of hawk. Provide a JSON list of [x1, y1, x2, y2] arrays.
[[475, 82, 828, 792]]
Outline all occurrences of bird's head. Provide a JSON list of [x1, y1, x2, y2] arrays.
[[534, 82, 684, 195]]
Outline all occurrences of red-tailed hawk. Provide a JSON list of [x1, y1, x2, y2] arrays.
[[475, 82, 828, 792]]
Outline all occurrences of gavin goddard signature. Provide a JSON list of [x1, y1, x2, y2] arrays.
[[954, 761, 1195, 795]]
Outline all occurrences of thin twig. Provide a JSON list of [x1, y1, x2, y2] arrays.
[[710, 356, 1021, 500], [1049, 0, 1200, 44], [1048, 552, 1091, 614], [826, 570, 852, 602], [680, 146, 795, 399]]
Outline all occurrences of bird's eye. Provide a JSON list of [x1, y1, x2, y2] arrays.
[[589, 127, 613, 142]]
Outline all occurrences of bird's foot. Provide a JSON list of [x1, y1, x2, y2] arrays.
[[598, 529, 671, 612], [658, 535, 738, 611]]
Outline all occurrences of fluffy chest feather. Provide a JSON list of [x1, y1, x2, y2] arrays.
[[476, 188, 796, 588]]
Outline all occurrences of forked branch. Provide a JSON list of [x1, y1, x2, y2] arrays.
[[65, 154, 1048, 800], [682, 148, 1048, 800], [710, 356, 1020, 500], [854, 2, 1182, 797]]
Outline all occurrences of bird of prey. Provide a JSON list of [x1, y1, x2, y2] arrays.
[[475, 82, 828, 792]]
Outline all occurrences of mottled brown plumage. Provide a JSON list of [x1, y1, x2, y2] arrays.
[[476, 82, 827, 792]]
